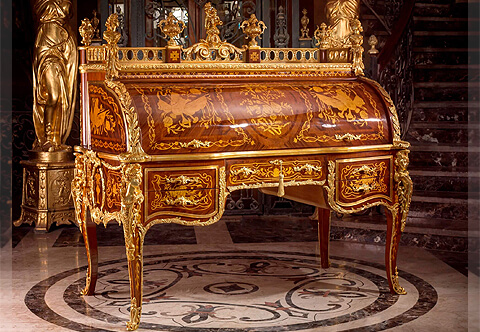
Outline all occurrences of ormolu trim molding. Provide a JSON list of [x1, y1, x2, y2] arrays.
[[77, 144, 398, 163]]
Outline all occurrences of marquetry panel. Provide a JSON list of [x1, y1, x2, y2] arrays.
[[126, 81, 390, 155], [145, 189, 218, 220], [144, 166, 219, 220], [335, 155, 393, 207], [104, 167, 122, 212], [88, 84, 127, 154]]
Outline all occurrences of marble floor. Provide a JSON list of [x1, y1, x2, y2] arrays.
[[0, 217, 477, 332]]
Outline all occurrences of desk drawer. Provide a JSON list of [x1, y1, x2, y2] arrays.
[[335, 156, 393, 207], [145, 166, 217, 192], [227, 157, 325, 189], [146, 188, 218, 218], [144, 166, 220, 220]]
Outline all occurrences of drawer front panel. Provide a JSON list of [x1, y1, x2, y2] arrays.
[[335, 156, 393, 206], [227, 157, 324, 188], [146, 188, 218, 219], [145, 166, 217, 192], [144, 166, 219, 220]]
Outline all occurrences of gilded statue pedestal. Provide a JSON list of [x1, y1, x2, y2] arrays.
[[13, 0, 78, 232], [14, 151, 76, 232]]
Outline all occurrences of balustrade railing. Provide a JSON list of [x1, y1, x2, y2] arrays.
[[366, 0, 416, 139]]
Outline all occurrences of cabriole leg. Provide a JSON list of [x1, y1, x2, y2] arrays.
[[318, 208, 331, 268], [123, 223, 143, 331], [385, 207, 406, 295], [121, 163, 145, 331], [80, 208, 98, 296], [385, 149, 413, 295]]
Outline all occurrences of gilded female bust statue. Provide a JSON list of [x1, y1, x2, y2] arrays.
[[33, 0, 77, 152], [325, 0, 360, 43]]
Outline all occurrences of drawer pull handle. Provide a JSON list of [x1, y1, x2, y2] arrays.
[[351, 181, 378, 193], [269, 160, 284, 197], [165, 196, 199, 207], [180, 139, 213, 149], [335, 133, 362, 141], [294, 164, 322, 174], [231, 167, 257, 178], [165, 175, 201, 186], [352, 164, 377, 176]]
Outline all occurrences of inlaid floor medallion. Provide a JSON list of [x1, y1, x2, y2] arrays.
[[25, 250, 437, 331]]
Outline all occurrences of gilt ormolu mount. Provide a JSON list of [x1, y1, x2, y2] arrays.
[[74, 2, 412, 330]]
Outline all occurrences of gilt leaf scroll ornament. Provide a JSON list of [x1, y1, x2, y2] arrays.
[[79, 18, 94, 46], [183, 2, 245, 60]]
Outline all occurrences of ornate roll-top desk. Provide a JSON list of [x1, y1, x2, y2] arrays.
[[74, 7, 412, 330]]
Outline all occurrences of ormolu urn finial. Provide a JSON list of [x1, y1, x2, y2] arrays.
[[159, 12, 186, 46], [314, 23, 331, 49], [240, 14, 267, 48]]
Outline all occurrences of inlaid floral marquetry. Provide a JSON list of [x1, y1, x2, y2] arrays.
[[227, 158, 324, 190], [127, 81, 389, 155], [335, 156, 393, 207], [144, 166, 219, 220], [88, 84, 126, 153]]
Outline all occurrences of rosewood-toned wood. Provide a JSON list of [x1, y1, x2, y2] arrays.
[[118, 79, 391, 155], [318, 207, 331, 269], [385, 205, 403, 294], [80, 209, 98, 296]]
